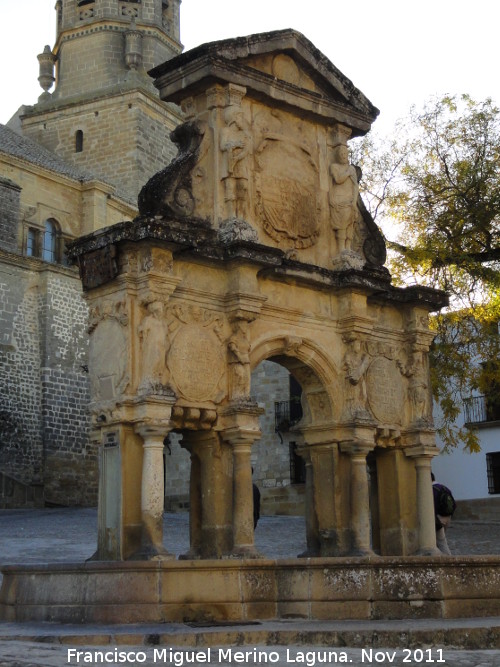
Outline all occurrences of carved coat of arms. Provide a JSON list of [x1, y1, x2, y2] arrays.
[[255, 136, 320, 249]]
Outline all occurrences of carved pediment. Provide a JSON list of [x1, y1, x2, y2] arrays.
[[149, 29, 379, 136], [139, 30, 386, 273]]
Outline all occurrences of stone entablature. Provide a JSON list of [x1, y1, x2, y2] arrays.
[[68, 30, 448, 562]]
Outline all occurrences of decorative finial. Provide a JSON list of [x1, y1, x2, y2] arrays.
[[37, 45, 55, 94]]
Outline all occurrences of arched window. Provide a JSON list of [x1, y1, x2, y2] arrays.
[[75, 130, 84, 153], [42, 219, 58, 262]]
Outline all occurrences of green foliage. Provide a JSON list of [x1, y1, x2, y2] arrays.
[[352, 95, 500, 451]]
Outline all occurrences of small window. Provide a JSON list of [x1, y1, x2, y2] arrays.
[[26, 228, 39, 257], [75, 130, 84, 153], [487, 452, 500, 494], [42, 219, 58, 263]]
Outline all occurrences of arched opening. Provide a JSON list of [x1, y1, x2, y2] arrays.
[[249, 358, 307, 557]]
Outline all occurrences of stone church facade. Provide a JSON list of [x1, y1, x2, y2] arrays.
[[0, 0, 301, 511], [0, 0, 182, 507]]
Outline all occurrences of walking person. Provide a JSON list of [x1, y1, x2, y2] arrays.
[[432, 472, 456, 555]]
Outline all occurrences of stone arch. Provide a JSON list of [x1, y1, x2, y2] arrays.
[[250, 334, 343, 427], [249, 335, 355, 557]]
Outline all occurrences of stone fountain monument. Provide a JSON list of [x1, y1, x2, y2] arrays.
[[2, 30, 499, 624]]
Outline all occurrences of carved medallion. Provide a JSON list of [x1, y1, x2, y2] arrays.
[[168, 325, 225, 402], [167, 306, 226, 403], [255, 138, 319, 248], [366, 357, 404, 424]]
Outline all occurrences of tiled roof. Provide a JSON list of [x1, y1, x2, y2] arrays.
[[0, 123, 95, 182]]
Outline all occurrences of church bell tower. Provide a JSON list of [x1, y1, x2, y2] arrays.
[[21, 0, 183, 204]]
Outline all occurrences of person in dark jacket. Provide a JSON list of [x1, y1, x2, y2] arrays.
[[432, 472, 453, 555], [252, 468, 261, 529]]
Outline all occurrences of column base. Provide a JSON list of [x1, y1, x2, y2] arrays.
[[414, 547, 442, 556], [347, 547, 376, 557], [297, 549, 319, 558], [178, 550, 202, 561], [226, 546, 264, 559], [128, 544, 175, 561]]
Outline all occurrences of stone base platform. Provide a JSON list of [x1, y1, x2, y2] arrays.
[[1, 556, 500, 624], [1, 618, 500, 650]]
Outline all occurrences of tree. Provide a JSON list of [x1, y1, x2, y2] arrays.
[[352, 95, 500, 451]]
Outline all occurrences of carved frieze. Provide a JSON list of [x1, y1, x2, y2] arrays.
[[80, 245, 118, 290]]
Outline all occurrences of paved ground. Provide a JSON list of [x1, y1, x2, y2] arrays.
[[1, 508, 500, 567], [0, 640, 500, 667], [0, 509, 500, 666]]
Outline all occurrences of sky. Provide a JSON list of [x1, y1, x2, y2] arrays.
[[1, 0, 499, 134]]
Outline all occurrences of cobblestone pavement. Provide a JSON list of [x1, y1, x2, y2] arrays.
[[1, 509, 499, 567], [1, 510, 500, 666]]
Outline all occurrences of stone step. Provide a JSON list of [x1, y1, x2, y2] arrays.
[[1, 618, 500, 650]]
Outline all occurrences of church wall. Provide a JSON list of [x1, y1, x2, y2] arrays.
[[0, 178, 21, 254], [0, 159, 133, 506], [0, 253, 96, 506], [23, 95, 179, 203], [0, 257, 44, 485]]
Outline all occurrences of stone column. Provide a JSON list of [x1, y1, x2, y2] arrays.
[[296, 448, 320, 557], [180, 431, 232, 559], [230, 438, 261, 557], [133, 425, 174, 560], [341, 441, 375, 556], [178, 441, 202, 559], [220, 402, 263, 558], [309, 444, 342, 556], [407, 447, 440, 555]]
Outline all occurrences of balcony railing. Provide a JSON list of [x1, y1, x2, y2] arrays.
[[274, 399, 302, 432], [464, 394, 500, 425]]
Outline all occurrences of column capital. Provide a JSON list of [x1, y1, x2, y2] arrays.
[[404, 444, 439, 460], [219, 399, 263, 443], [134, 421, 171, 442], [339, 439, 375, 457], [221, 427, 261, 448]]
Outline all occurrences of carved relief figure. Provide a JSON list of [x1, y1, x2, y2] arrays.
[[138, 300, 168, 391], [220, 106, 252, 220], [399, 350, 429, 424], [227, 319, 251, 400], [342, 334, 370, 419], [329, 144, 359, 253]]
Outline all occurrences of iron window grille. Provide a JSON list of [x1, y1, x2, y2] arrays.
[[486, 452, 500, 494]]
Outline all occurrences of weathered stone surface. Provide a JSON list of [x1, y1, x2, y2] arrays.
[[67, 31, 450, 568], [2, 558, 500, 623]]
